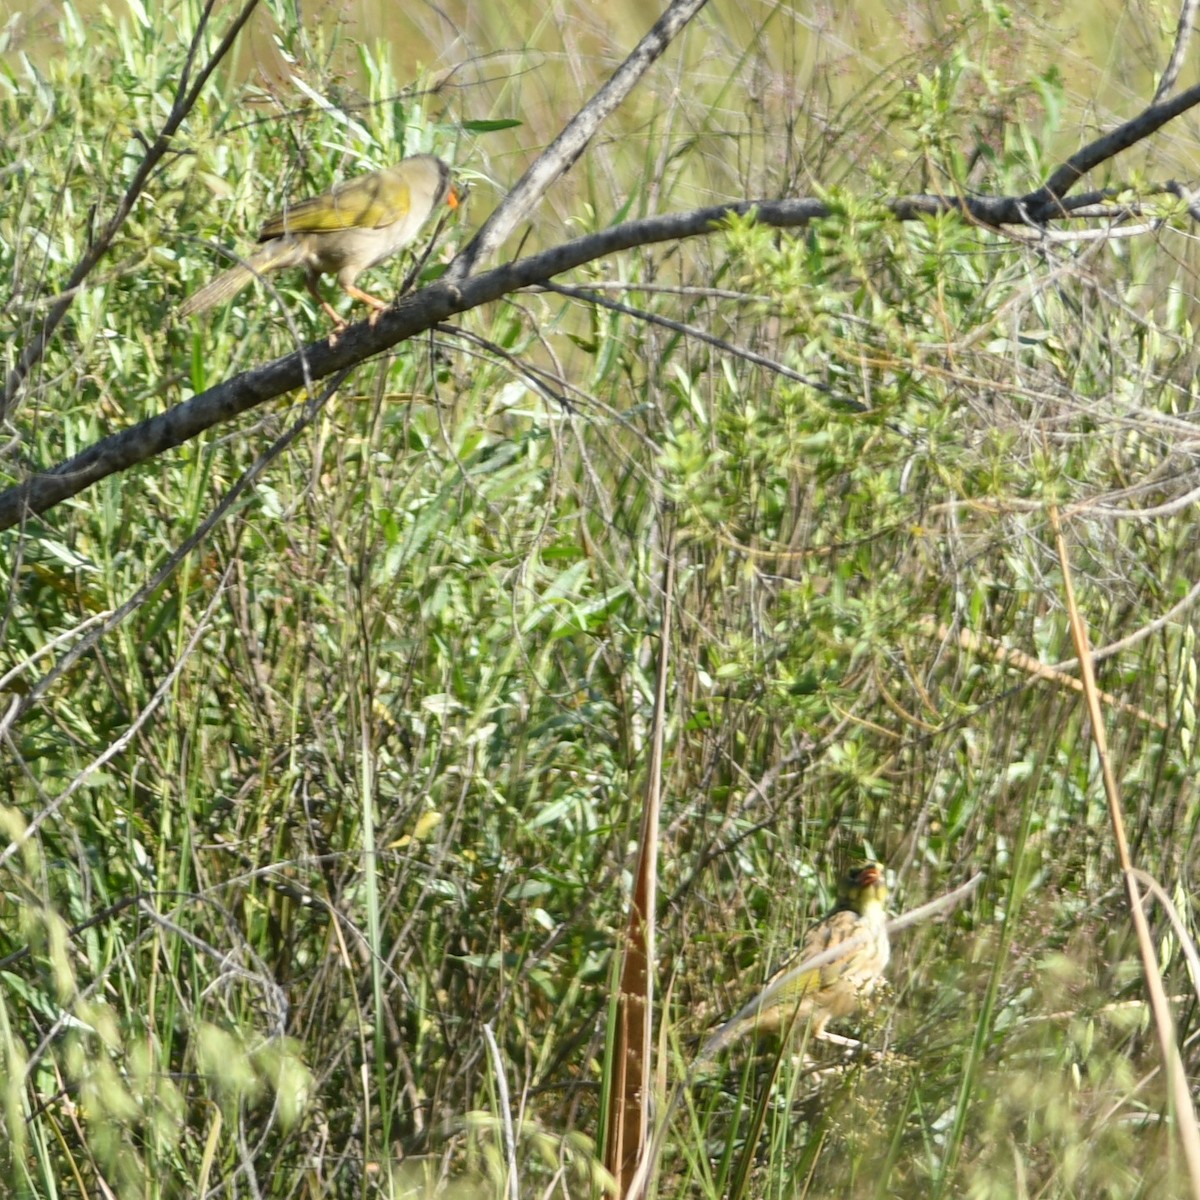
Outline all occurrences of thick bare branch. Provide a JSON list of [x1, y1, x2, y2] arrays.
[[7, 5, 1199, 529], [1025, 80, 1200, 206], [0, 183, 1187, 531]]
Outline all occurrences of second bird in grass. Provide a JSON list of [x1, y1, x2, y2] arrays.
[[705, 861, 890, 1058], [178, 154, 458, 329]]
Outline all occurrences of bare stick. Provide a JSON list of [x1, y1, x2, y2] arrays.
[[1127, 868, 1200, 1012], [701, 872, 984, 1061], [607, 528, 675, 1195], [482, 1023, 519, 1200], [1154, 0, 1200, 103], [448, 0, 711, 279], [918, 617, 1167, 730], [1, 369, 352, 728], [1050, 505, 1200, 1200]]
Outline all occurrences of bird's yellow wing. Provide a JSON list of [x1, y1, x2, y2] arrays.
[[258, 169, 412, 238]]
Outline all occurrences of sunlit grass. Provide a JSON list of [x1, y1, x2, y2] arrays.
[[2, 0, 1200, 1196]]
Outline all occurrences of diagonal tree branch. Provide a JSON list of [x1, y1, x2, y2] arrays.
[[6, 0, 1200, 530], [1023, 80, 1200, 207], [0, 178, 1192, 532], [1154, 0, 1200, 103], [447, 0, 711, 279], [7, 65, 1200, 531]]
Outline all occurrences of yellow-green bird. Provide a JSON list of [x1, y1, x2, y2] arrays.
[[704, 862, 890, 1057], [178, 155, 458, 329]]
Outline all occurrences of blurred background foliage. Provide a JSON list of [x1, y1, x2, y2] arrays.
[[3, 0, 1200, 1196]]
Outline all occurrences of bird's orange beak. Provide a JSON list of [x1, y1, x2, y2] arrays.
[[857, 863, 883, 887]]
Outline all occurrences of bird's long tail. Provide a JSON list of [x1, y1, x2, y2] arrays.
[[177, 236, 307, 317]]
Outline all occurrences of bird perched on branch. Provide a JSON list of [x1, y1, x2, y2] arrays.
[[704, 862, 890, 1058], [178, 154, 458, 330]]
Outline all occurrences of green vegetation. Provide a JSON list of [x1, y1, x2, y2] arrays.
[[3, 1, 1200, 1196]]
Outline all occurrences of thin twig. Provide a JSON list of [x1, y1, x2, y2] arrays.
[[607, 521, 675, 1195], [702, 872, 984, 1061], [541, 281, 839, 400], [1046, 573, 1200, 675], [919, 618, 1168, 731], [1, 369, 351, 729], [1127, 867, 1200, 1012], [0, 563, 233, 869]]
